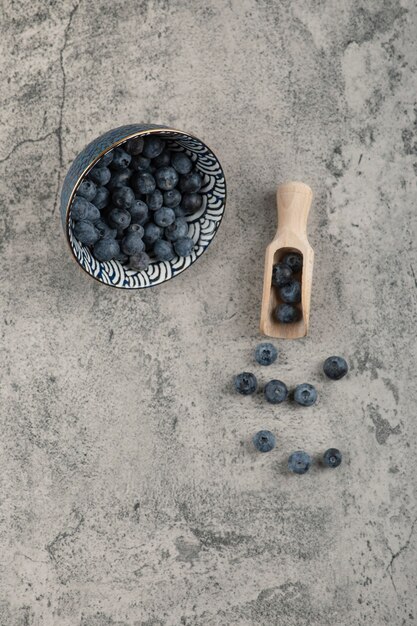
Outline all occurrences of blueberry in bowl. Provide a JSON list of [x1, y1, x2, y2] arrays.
[[61, 124, 226, 288]]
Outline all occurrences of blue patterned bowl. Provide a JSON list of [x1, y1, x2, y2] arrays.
[[60, 124, 226, 288]]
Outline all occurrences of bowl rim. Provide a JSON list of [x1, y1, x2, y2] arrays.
[[64, 126, 227, 289]]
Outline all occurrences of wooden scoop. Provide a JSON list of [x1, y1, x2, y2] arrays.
[[260, 182, 314, 339]]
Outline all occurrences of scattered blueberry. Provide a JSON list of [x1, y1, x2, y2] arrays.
[[93, 238, 120, 261], [71, 196, 89, 221], [110, 147, 131, 171], [143, 222, 162, 246], [272, 262, 292, 288], [274, 303, 301, 324], [108, 208, 131, 230], [174, 237, 194, 257], [146, 189, 163, 211], [106, 168, 132, 190], [92, 186, 110, 210], [73, 220, 100, 245], [171, 152, 193, 175], [255, 342, 278, 366], [155, 166, 179, 191], [124, 136, 144, 155], [132, 171, 156, 195], [164, 218, 188, 242], [264, 380, 288, 404], [128, 199, 148, 225], [179, 171, 203, 193], [288, 451, 311, 474], [279, 280, 301, 304], [131, 155, 151, 171], [76, 179, 97, 201], [88, 165, 111, 186], [94, 219, 117, 239], [128, 251, 151, 271], [121, 231, 145, 255], [112, 186, 136, 210], [182, 193, 203, 214], [323, 448, 342, 468], [323, 356, 348, 380], [154, 207, 175, 228], [293, 383, 317, 407], [234, 372, 257, 395], [152, 150, 171, 168], [253, 430, 276, 453], [154, 239, 175, 261], [142, 136, 165, 159], [282, 252, 303, 274], [163, 189, 182, 208], [99, 151, 113, 167]]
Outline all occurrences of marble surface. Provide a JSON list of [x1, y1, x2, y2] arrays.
[[1, 1, 416, 624]]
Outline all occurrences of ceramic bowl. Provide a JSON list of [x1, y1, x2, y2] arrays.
[[60, 124, 226, 288]]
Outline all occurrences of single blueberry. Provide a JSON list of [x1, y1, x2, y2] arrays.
[[110, 147, 131, 171], [182, 193, 203, 215], [174, 237, 194, 257], [253, 430, 276, 453], [272, 262, 293, 288], [106, 168, 132, 190], [146, 189, 163, 211], [165, 218, 188, 242], [128, 199, 148, 225], [132, 171, 156, 195], [274, 304, 301, 324], [179, 170, 203, 193], [112, 186, 136, 210], [131, 155, 151, 172], [99, 150, 113, 167], [114, 251, 129, 263], [152, 150, 171, 168], [234, 372, 257, 395], [93, 238, 120, 262], [279, 280, 301, 304], [323, 448, 342, 468], [84, 202, 100, 222], [173, 205, 186, 217], [323, 356, 348, 380], [163, 189, 182, 208], [288, 451, 312, 474], [255, 342, 278, 366], [71, 196, 89, 221], [76, 179, 97, 201], [282, 252, 303, 274], [264, 380, 288, 404], [94, 219, 117, 239], [128, 251, 151, 271], [142, 136, 165, 159], [92, 186, 110, 210], [153, 239, 175, 261], [124, 136, 144, 155], [126, 223, 144, 237], [108, 208, 131, 230], [171, 151, 193, 175], [293, 383, 317, 407], [121, 231, 145, 255], [154, 166, 179, 191], [88, 165, 111, 186], [73, 220, 100, 245], [154, 207, 176, 227], [143, 222, 162, 247]]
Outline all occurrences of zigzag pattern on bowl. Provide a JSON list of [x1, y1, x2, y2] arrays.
[[62, 127, 226, 289]]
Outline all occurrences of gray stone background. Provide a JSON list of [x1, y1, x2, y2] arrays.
[[1, 0, 416, 624]]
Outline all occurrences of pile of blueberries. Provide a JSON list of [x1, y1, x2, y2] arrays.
[[272, 252, 303, 324], [234, 345, 348, 474], [70, 135, 205, 270]]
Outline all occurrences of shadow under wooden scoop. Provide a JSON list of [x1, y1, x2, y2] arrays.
[[260, 181, 314, 339]]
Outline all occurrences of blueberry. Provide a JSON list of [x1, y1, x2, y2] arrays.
[[153, 239, 174, 261], [93, 238, 120, 262], [112, 186, 136, 210], [83, 202, 100, 222], [163, 189, 182, 208], [179, 171, 203, 193], [143, 223, 162, 246], [264, 380, 288, 404], [288, 451, 311, 474], [114, 251, 128, 263], [323, 356, 348, 380], [154, 207, 175, 227], [88, 165, 111, 186], [234, 372, 257, 395], [124, 136, 144, 155], [131, 155, 151, 172], [154, 166, 179, 191], [121, 231, 145, 255], [146, 189, 163, 211], [182, 193, 203, 215], [71, 196, 89, 221], [165, 218, 188, 242], [126, 223, 144, 237], [253, 430, 276, 453], [282, 252, 303, 274], [142, 136, 165, 159], [94, 219, 117, 239], [274, 304, 301, 324], [92, 186, 110, 210], [128, 199, 148, 225], [173, 205, 186, 217], [279, 280, 301, 304], [132, 172, 156, 195], [272, 262, 292, 288], [293, 383, 317, 407], [76, 179, 97, 202], [108, 208, 131, 230], [128, 251, 151, 271], [99, 150, 113, 167], [106, 168, 132, 190], [152, 150, 171, 168], [323, 448, 342, 468], [174, 237, 194, 257], [73, 220, 100, 245], [110, 147, 131, 171], [255, 342, 278, 366], [171, 152, 193, 175]]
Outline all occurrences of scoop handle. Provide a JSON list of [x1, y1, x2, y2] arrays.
[[276, 182, 313, 237]]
